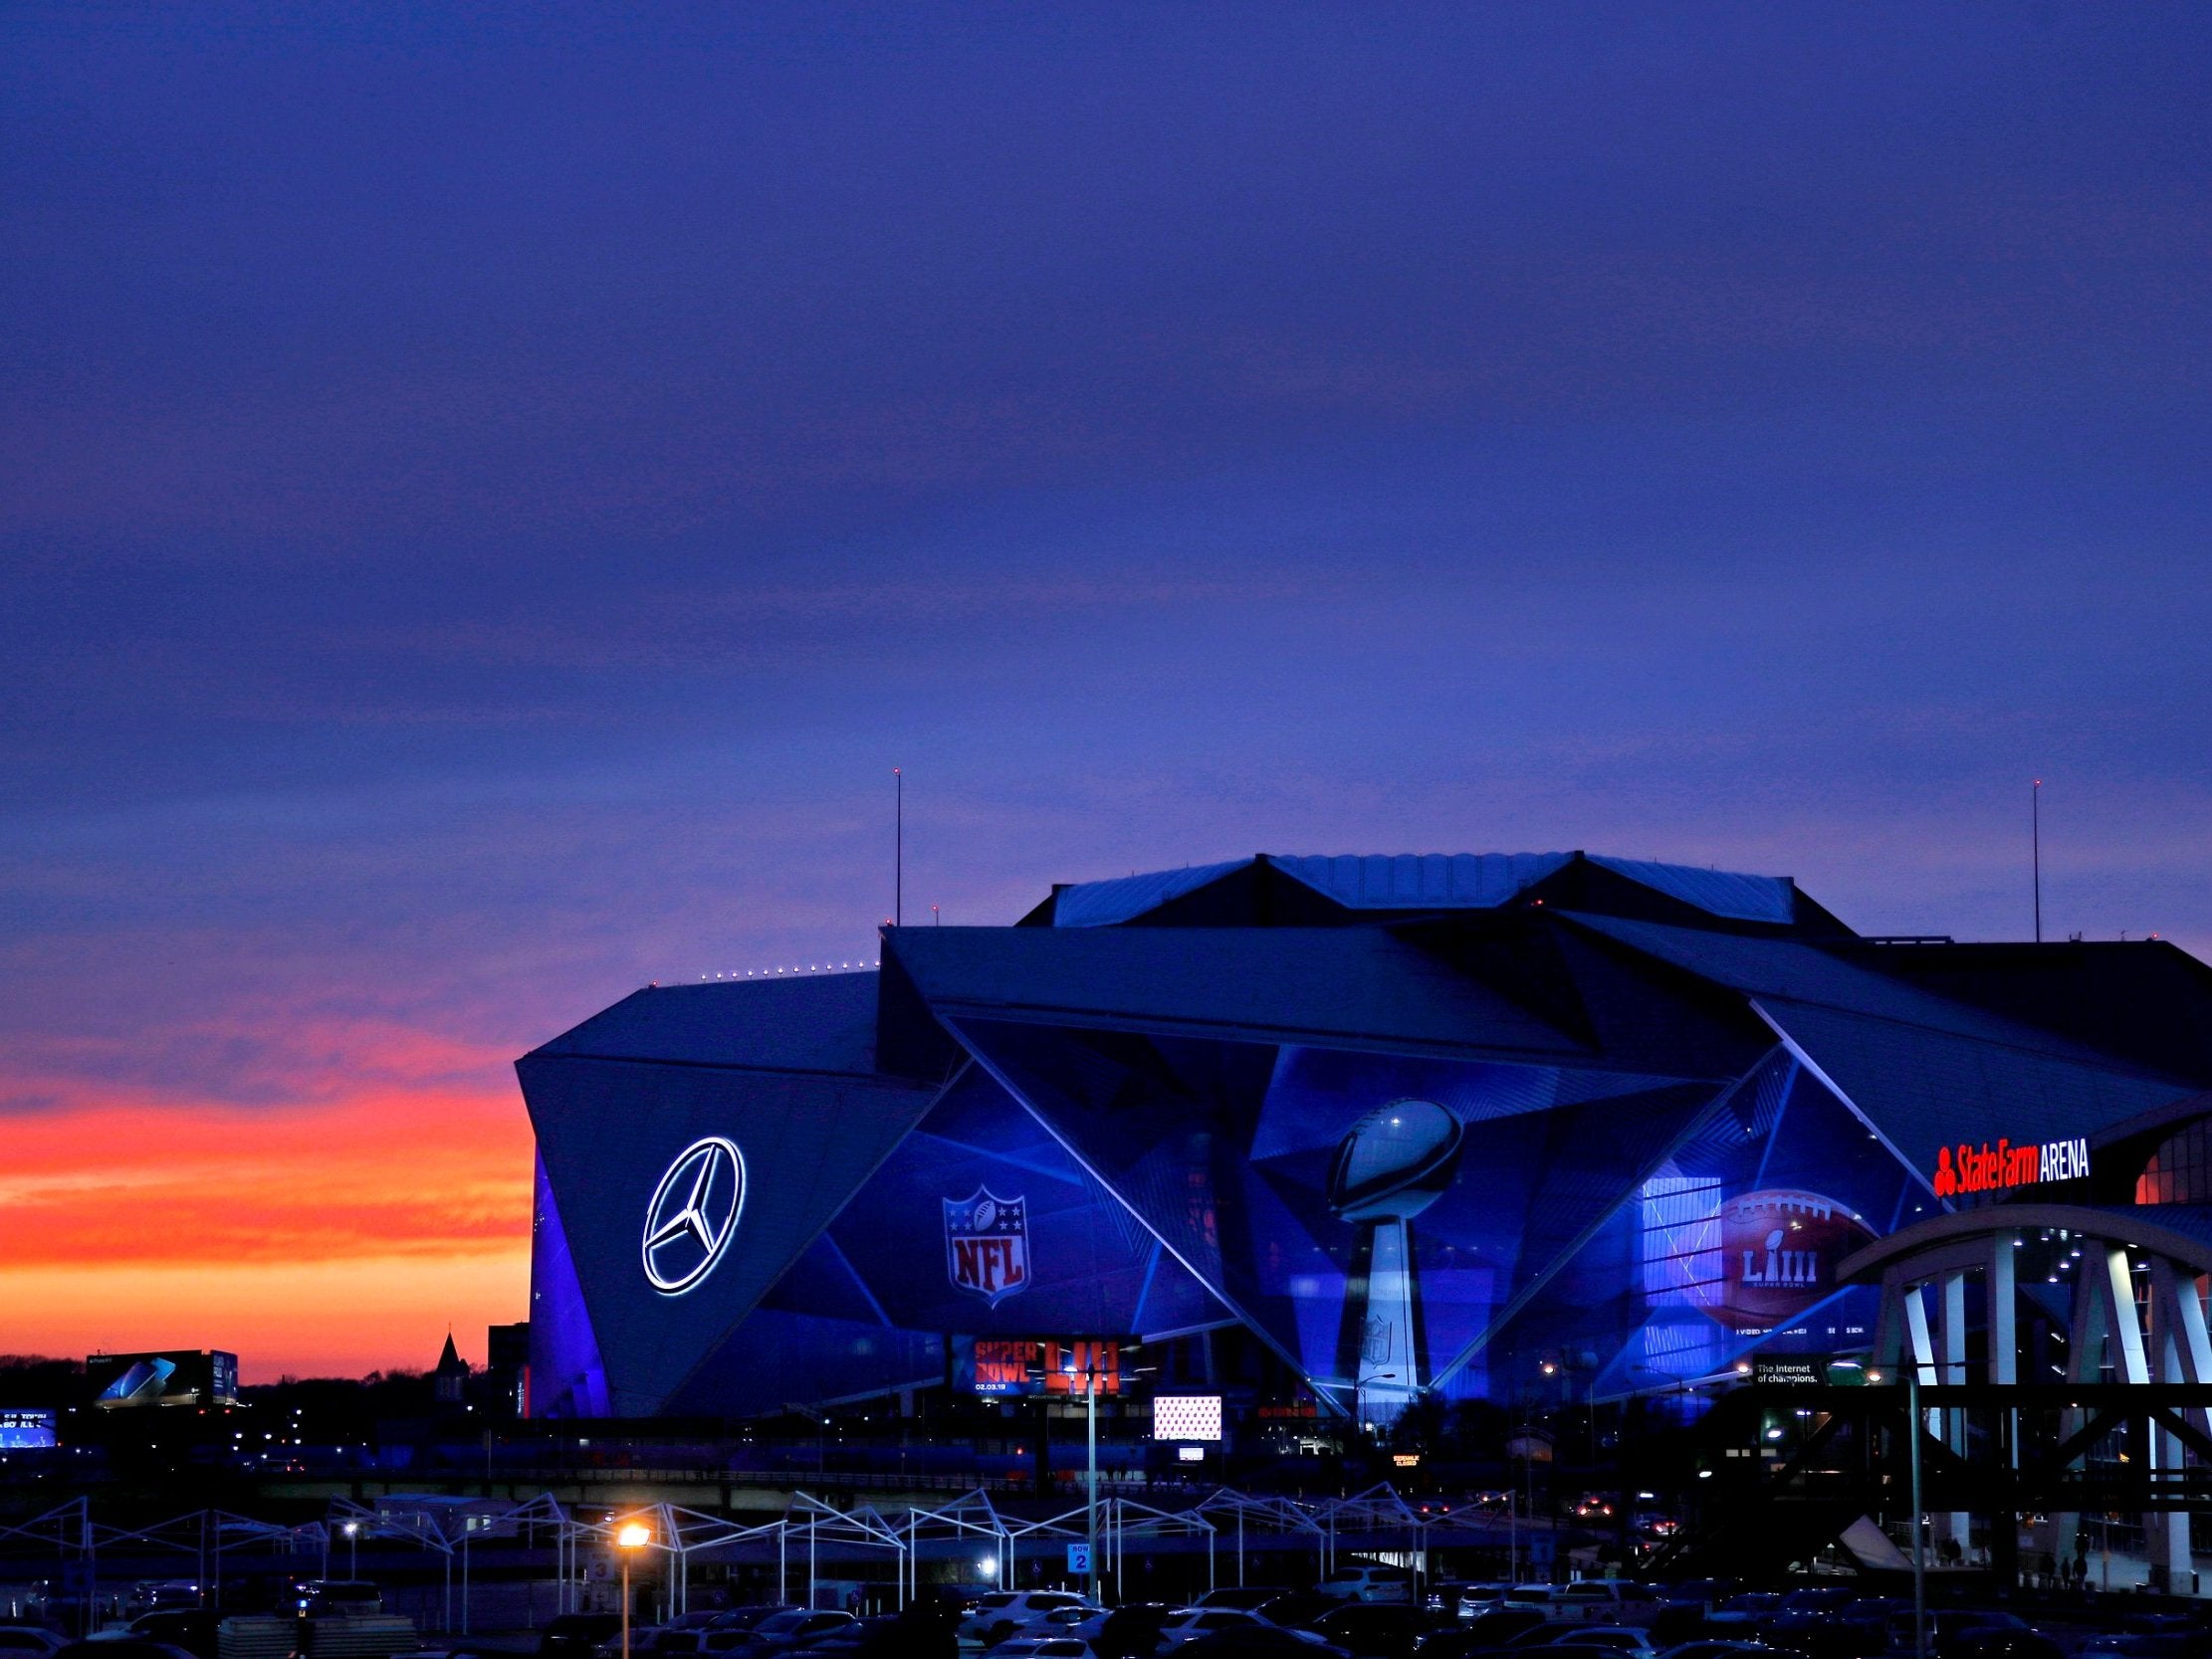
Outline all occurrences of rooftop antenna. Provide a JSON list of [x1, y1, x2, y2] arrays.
[[894, 767, 903, 928], [2032, 779, 2042, 943]]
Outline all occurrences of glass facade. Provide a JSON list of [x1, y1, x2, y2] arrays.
[[2135, 1116, 2212, 1205]]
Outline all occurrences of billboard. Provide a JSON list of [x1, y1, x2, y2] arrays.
[[87, 1350, 239, 1408], [1153, 1395, 1223, 1441], [0, 1409, 57, 1449], [961, 1337, 1127, 1397]]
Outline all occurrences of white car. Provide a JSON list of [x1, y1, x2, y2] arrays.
[[959, 1592, 1093, 1647], [1501, 1585, 1561, 1614], [1314, 1564, 1412, 1603], [980, 1640, 1092, 1659]]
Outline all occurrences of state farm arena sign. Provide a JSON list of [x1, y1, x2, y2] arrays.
[[1931, 1136, 2091, 1198]]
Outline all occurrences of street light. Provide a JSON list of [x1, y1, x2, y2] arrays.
[[342, 1521, 359, 1578], [615, 1520, 651, 1659]]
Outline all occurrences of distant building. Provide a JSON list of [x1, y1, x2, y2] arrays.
[[432, 1334, 469, 1406], [486, 1322, 530, 1417]]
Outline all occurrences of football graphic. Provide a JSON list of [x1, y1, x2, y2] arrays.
[[1327, 1099, 1465, 1223], [1698, 1187, 1877, 1333]]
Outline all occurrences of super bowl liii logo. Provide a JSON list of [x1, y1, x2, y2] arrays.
[[945, 1189, 1029, 1308]]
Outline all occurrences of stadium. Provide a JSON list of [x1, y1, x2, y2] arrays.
[[517, 850, 2212, 1427]]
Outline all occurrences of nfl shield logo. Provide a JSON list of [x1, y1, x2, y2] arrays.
[[945, 1189, 1029, 1308]]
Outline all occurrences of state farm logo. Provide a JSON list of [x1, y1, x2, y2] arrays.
[[1932, 1136, 2090, 1197], [641, 1137, 747, 1297]]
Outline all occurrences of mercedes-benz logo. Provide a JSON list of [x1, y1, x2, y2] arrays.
[[641, 1136, 746, 1296]]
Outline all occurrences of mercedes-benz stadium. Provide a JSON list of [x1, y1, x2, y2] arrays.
[[517, 850, 2212, 1425]]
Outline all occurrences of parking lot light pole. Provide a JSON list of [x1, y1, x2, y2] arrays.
[[1086, 1353, 1099, 1605], [343, 1521, 358, 1578], [616, 1520, 651, 1659], [1907, 1368, 1926, 1659]]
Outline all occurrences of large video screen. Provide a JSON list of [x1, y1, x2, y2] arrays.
[[0, 1410, 57, 1449]]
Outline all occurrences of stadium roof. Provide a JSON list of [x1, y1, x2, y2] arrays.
[[1029, 849, 1831, 932]]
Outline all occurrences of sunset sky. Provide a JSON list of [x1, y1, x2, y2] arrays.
[[5, 2, 2210, 1380]]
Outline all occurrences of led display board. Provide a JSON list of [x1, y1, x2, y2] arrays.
[[1152, 1394, 1223, 1441], [0, 1410, 57, 1449], [86, 1349, 239, 1409], [964, 1337, 1126, 1397]]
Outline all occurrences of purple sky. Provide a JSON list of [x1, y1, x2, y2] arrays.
[[2, 3, 2209, 1366]]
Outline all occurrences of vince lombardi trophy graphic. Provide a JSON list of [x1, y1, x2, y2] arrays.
[[1327, 1098, 1464, 1420]]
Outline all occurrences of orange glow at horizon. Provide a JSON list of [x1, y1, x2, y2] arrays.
[[0, 1072, 533, 1382]]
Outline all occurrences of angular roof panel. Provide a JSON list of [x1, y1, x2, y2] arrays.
[[890, 925, 1595, 1063], [529, 971, 879, 1074], [1272, 852, 1573, 910], [1051, 858, 1252, 928], [1586, 855, 1796, 925], [1044, 850, 1812, 930], [1562, 913, 2161, 1070], [1756, 997, 2196, 1177]]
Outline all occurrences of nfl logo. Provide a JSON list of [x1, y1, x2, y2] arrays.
[[945, 1189, 1029, 1308]]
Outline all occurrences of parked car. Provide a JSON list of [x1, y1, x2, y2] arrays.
[[1318, 1570, 1415, 1606], [1204, 1591, 1294, 1613], [122, 1589, 200, 1621], [707, 1612, 792, 1635], [543, 1613, 623, 1659], [1944, 1632, 2061, 1659], [1432, 1587, 1515, 1622], [1180, 1632, 1354, 1659], [1260, 1595, 1352, 1634], [1768, 1595, 1849, 1618], [977, 1640, 1092, 1659], [1927, 1613, 2029, 1659], [1084, 1603, 1177, 1657], [1535, 1629, 1656, 1659], [1160, 1610, 1271, 1648], [960, 1594, 1095, 1647], [105, 1615, 218, 1659], [55, 1644, 195, 1659], [1497, 1592, 1560, 1619], [801, 1616, 929, 1654], [1310, 1603, 1436, 1658], [1462, 1611, 1548, 1648], [1410, 1637, 1507, 1658], [0, 1634, 66, 1657], [1701, 1598, 1781, 1636], [712, 1609, 854, 1652], [1550, 1588, 1661, 1628]]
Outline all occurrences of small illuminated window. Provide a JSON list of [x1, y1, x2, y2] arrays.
[[2136, 1118, 2212, 1206]]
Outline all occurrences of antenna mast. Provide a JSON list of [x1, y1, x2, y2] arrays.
[[894, 767, 903, 929], [2032, 779, 2042, 943]]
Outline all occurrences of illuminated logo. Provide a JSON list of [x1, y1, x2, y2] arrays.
[[1698, 1187, 1877, 1333], [641, 1137, 746, 1296], [945, 1188, 1029, 1307], [1932, 1137, 2089, 1198]]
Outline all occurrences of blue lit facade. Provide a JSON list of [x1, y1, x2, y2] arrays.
[[519, 852, 2212, 1420]]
